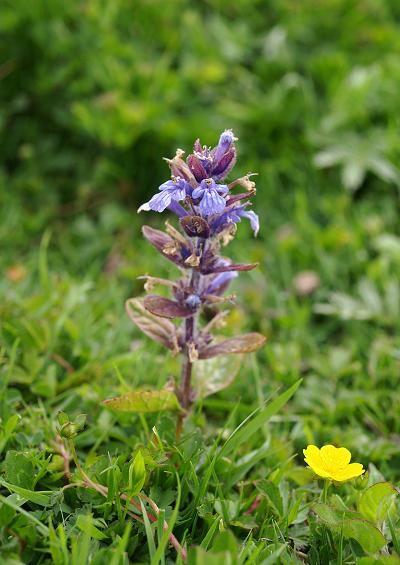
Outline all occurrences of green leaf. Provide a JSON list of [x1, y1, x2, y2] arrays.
[[0, 493, 24, 527], [218, 379, 301, 459], [103, 389, 182, 412], [76, 514, 108, 540], [140, 498, 156, 560], [4, 451, 34, 489], [191, 547, 237, 565], [127, 451, 146, 496], [0, 414, 20, 454], [357, 558, 400, 565], [256, 479, 284, 517], [0, 493, 49, 536], [0, 478, 52, 506], [212, 530, 238, 554], [358, 482, 397, 525], [192, 355, 243, 398], [313, 503, 387, 554]]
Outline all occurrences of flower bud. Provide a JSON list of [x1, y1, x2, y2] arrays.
[[180, 215, 210, 238]]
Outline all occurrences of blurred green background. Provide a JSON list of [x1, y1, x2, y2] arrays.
[[2, 0, 400, 459], [2, 0, 400, 261]]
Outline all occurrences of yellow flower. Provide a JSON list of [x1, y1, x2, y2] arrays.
[[303, 444, 365, 482]]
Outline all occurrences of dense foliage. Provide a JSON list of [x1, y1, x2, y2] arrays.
[[1, 0, 400, 563]]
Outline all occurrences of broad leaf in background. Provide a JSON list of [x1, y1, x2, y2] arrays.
[[314, 278, 400, 325], [313, 130, 400, 192], [358, 482, 397, 526]]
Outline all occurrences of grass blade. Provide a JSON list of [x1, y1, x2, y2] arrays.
[[218, 379, 302, 459]]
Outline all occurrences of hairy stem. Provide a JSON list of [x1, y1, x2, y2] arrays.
[[179, 239, 203, 410], [180, 316, 194, 410]]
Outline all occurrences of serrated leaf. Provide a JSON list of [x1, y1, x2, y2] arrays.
[[125, 298, 180, 353], [103, 389, 182, 413], [193, 355, 242, 398], [313, 503, 386, 554], [199, 333, 266, 359], [358, 482, 397, 525]]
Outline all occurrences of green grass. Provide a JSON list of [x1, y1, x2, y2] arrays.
[[1, 182, 400, 563]]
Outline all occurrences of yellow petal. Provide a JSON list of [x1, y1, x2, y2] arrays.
[[306, 464, 333, 479], [320, 445, 351, 470], [303, 445, 324, 468], [331, 463, 365, 482]]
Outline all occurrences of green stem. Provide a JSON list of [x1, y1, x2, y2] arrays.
[[321, 480, 330, 504]]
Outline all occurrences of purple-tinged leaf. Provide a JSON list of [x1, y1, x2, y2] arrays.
[[144, 295, 194, 319], [199, 333, 266, 359], [125, 298, 180, 353], [180, 215, 210, 238], [142, 225, 185, 267], [187, 154, 208, 182], [226, 192, 256, 206], [201, 261, 258, 274], [212, 147, 237, 180]]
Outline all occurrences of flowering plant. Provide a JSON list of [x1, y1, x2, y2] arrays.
[[304, 444, 365, 482], [125, 130, 266, 411]]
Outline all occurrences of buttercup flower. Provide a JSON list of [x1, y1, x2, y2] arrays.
[[138, 177, 189, 213], [303, 444, 365, 482]]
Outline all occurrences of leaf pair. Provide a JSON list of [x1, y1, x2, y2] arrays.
[[126, 298, 266, 359]]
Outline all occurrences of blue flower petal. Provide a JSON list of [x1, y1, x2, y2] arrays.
[[138, 190, 173, 213], [241, 210, 259, 235], [138, 178, 189, 213], [215, 183, 229, 195], [192, 187, 205, 199], [199, 188, 226, 216]]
